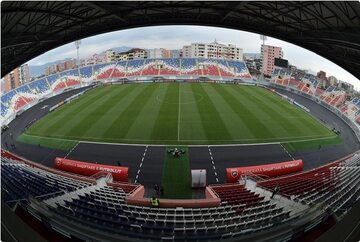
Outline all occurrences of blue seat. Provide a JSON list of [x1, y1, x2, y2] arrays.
[[80, 66, 93, 80], [28, 78, 50, 94]]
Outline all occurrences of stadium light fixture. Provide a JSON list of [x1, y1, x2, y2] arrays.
[[75, 40, 81, 67]]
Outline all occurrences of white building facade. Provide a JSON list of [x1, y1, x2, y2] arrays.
[[180, 41, 243, 60], [148, 48, 172, 59]]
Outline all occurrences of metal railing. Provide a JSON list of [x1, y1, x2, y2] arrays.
[[89, 171, 113, 181]]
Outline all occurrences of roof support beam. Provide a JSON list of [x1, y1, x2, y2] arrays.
[[84, 2, 129, 24]]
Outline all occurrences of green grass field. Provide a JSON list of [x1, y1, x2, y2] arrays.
[[19, 83, 339, 149], [162, 147, 192, 199]]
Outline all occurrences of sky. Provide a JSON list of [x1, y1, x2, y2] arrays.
[[27, 25, 360, 90]]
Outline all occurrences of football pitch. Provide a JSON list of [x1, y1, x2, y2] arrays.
[[19, 83, 338, 149]]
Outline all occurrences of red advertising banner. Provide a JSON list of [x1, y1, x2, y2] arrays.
[[54, 157, 128, 182], [226, 159, 303, 182]]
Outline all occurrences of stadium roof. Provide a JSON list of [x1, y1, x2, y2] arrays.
[[2, 1, 360, 79]]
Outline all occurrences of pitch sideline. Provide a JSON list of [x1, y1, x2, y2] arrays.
[[20, 132, 338, 147]]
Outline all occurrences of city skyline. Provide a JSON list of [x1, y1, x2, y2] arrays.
[[26, 25, 359, 90]]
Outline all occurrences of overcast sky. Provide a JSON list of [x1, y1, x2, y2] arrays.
[[27, 25, 359, 90]]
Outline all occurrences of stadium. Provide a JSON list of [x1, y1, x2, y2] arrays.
[[1, 2, 360, 242]]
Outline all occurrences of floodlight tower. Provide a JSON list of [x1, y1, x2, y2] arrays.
[[75, 40, 81, 67], [260, 35, 267, 81]]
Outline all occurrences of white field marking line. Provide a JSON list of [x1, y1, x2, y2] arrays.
[[64, 141, 79, 159], [177, 83, 181, 141], [26, 132, 336, 144], [78, 134, 336, 147], [135, 145, 148, 183], [283, 116, 313, 119], [155, 92, 204, 105], [280, 143, 295, 161], [208, 146, 219, 183], [24, 133, 337, 147], [23, 133, 79, 142]]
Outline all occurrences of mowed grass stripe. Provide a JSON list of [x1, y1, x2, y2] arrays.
[[214, 84, 274, 139], [252, 87, 332, 136], [224, 85, 290, 138], [102, 84, 159, 139], [239, 86, 314, 136], [149, 83, 179, 141], [28, 86, 111, 135], [202, 84, 255, 139], [62, 85, 133, 137], [17, 133, 77, 151], [191, 84, 232, 141], [51, 86, 121, 136], [180, 84, 207, 141], [253, 88, 314, 121], [23, 83, 336, 146], [82, 84, 142, 138], [255, 89, 332, 136], [125, 84, 171, 140], [255, 87, 306, 117], [27, 87, 108, 135]]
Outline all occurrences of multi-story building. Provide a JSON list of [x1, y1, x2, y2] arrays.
[[316, 70, 327, 88], [65, 59, 76, 69], [245, 58, 256, 70], [83, 48, 148, 65], [338, 81, 354, 93], [191, 43, 207, 58], [105, 50, 117, 62], [20, 64, 30, 84], [3, 64, 31, 92], [148, 48, 172, 59], [291, 68, 308, 80], [3, 70, 20, 92], [1, 78, 5, 94], [180, 45, 192, 58], [236, 53, 263, 72], [244, 55, 257, 70], [328, 75, 339, 86], [45, 64, 57, 75], [57, 62, 66, 72], [180, 41, 243, 61], [317, 70, 326, 81], [288, 65, 297, 74], [81, 54, 107, 66], [118, 48, 148, 61], [170, 49, 180, 58], [45, 59, 77, 75], [207, 43, 242, 60], [260, 45, 283, 76]]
